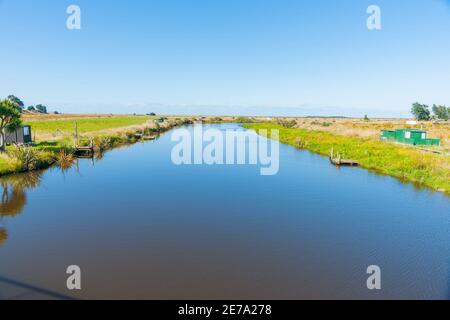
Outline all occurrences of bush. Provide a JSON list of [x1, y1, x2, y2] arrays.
[[235, 117, 254, 123], [54, 148, 75, 170], [276, 119, 297, 128], [411, 103, 431, 121], [7, 145, 44, 171]]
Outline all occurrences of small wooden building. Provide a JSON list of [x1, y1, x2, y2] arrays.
[[381, 128, 440, 146], [5, 125, 33, 145]]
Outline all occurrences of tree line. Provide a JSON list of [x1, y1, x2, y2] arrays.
[[411, 102, 449, 121], [6, 95, 50, 114]]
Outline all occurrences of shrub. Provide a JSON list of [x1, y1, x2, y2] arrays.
[[54, 148, 75, 170], [235, 117, 254, 123], [7, 145, 43, 171], [276, 119, 297, 128]]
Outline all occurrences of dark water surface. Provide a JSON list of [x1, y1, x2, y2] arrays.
[[0, 123, 449, 299]]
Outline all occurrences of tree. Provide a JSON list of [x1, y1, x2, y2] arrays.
[[432, 104, 449, 120], [35, 104, 47, 114], [364, 114, 370, 121], [411, 102, 431, 121], [7, 95, 24, 111], [27, 106, 36, 112], [0, 99, 23, 151]]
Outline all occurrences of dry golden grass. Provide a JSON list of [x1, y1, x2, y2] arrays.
[[245, 122, 450, 193], [271, 117, 450, 150]]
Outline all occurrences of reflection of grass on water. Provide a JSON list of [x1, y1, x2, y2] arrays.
[[0, 171, 43, 218], [1, 170, 43, 190], [0, 188, 26, 217], [0, 171, 44, 246], [0, 228, 7, 246]]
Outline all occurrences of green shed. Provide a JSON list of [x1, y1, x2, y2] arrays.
[[380, 129, 440, 146]]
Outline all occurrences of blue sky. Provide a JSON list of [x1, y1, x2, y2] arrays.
[[1, 0, 450, 117]]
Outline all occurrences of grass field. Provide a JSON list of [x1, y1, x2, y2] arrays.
[[25, 115, 152, 136], [244, 123, 450, 194]]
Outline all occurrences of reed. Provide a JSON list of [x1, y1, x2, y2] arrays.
[[54, 149, 75, 170]]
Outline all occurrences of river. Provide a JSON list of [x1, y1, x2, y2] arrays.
[[0, 123, 449, 299]]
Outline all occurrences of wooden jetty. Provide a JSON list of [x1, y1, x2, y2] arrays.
[[74, 140, 94, 158], [134, 133, 159, 141], [72, 122, 94, 158], [329, 148, 359, 166]]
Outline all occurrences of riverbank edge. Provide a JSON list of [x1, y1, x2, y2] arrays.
[[244, 123, 450, 195], [0, 119, 194, 178]]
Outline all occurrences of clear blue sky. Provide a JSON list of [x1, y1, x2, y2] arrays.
[[1, 0, 450, 117]]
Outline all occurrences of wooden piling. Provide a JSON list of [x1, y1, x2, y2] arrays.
[[329, 148, 359, 166]]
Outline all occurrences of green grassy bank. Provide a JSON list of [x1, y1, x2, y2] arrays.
[[0, 134, 135, 177], [244, 123, 450, 194], [0, 117, 189, 177]]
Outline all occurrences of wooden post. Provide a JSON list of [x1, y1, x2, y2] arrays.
[[75, 122, 79, 146]]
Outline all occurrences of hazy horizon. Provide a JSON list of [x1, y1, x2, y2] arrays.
[[2, 0, 450, 117], [26, 102, 415, 118]]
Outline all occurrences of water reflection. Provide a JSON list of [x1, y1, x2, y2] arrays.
[[0, 228, 7, 246], [0, 171, 44, 246], [0, 124, 448, 299], [54, 150, 76, 172], [1, 185, 26, 217]]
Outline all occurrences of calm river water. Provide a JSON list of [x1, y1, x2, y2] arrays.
[[0, 123, 449, 299]]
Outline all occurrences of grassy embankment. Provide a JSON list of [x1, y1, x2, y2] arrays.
[[279, 117, 450, 151], [0, 115, 190, 176], [244, 123, 450, 194]]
